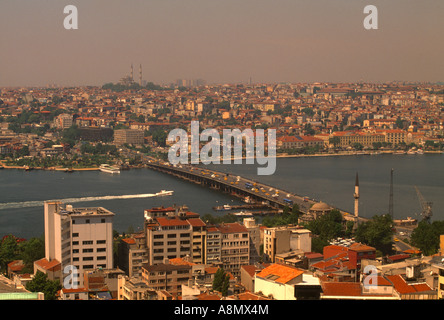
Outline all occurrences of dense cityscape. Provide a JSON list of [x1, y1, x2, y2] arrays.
[[0, 78, 444, 303]]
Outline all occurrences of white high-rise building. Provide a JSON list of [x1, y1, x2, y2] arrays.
[[43, 201, 115, 288]]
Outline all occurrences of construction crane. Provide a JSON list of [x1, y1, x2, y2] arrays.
[[415, 186, 433, 222]]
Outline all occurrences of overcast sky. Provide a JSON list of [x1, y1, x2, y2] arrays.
[[0, 0, 443, 87]]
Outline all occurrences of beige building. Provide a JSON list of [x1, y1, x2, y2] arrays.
[[218, 223, 250, 277], [118, 232, 148, 278], [53, 113, 73, 129], [243, 218, 261, 264], [188, 218, 207, 265], [118, 275, 158, 300], [145, 216, 193, 265], [41, 201, 114, 288], [206, 226, 222, 265], [263, 226, 312, 263], [331, 131, 385, 148], [141, 262, 192, 296]]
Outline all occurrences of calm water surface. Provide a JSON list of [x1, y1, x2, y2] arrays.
[[0, 153, 443, 239]]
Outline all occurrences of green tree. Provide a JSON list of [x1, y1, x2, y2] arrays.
[[18, 236, 45, 273], [329, 136, 340, 148], [212, 268, 230, 296], [355, 214, 394, 256], [410, 220, 444, 256], [0, 235, 20, 272], [305, 209, 344, 244], [25, 271, 61, 300]]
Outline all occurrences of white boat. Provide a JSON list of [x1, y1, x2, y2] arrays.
[[156, 190, 174, 196], [230, 211, 253, 217], [243, 196, 254, 204], [99, 164, 121, 174], [417, 149, 424, 155], [407, 149, 417, 155], [223, 204, 232, 210]]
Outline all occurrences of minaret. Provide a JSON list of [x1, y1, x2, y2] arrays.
[[131, 63, 134, 81], [139, 64, 143, 86], [354, 172, 360, 226]]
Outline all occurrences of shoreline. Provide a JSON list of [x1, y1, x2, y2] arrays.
[[0, 150, 442, 171]]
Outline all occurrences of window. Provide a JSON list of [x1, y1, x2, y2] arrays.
[[97, 240, 106, 244], [86, 219, 90, 224], [72, 241, 79, 246], [154, 235, 164, 239], [72, 233, 79, 237], [97, 248, 106, 252], [83, 248, 93, 253], [83, 257, 94, 261], [167, 234, 177, 238], [167, 241, 177, 246], [101, 219, 106, 223], [83, 241, 93, 245]]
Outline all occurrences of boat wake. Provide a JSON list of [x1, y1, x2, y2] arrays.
[[0, 193, 160, 211]]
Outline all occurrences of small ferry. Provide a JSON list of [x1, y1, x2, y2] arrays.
[[214, 204, 232, 211], [99, 164, 121, 174], [230, 211, 253, 217], [156, 190, 174, 196]]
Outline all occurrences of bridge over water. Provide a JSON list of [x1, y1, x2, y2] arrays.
[[145, 159, 362, 222]]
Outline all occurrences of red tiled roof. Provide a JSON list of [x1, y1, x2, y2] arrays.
[[233, 292, 271, 300], [121, 238, 136, 244], [187, 218, 206, 227], [218, 223, 248, 234], [256, 263, 304, 284], [241, 265, 259, 277], [321, 282, 362, 296], [156, 217, 190, 227], [386, 274, 433, 294], [34, 258, 61, 271], [169, 257, 196, 266]]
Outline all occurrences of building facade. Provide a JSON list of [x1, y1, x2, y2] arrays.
[[42, 201, 114, 288]]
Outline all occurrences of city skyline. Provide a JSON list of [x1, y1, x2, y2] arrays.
[[0, 0, 443, 87]]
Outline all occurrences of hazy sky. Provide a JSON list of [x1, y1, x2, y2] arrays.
[[1, 0, 443, 87]]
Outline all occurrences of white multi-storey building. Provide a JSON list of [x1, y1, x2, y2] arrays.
[[42, 201, 114, 288]]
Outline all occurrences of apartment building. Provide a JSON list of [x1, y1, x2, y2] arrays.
[[263, 226, 311, 263], [118, 275, 158, 300], [53, 113, 73, 129], [117, 232, 148, 278], [114, 129, 144, 145], [206, 226, 222, 265], [141, 262, 192, 296], [41, 201, 114, 288], [218, 223, 250, 278], [243, 218, 261, 264], [145, 216, 193, 265], [188, 218, 207, 264]]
